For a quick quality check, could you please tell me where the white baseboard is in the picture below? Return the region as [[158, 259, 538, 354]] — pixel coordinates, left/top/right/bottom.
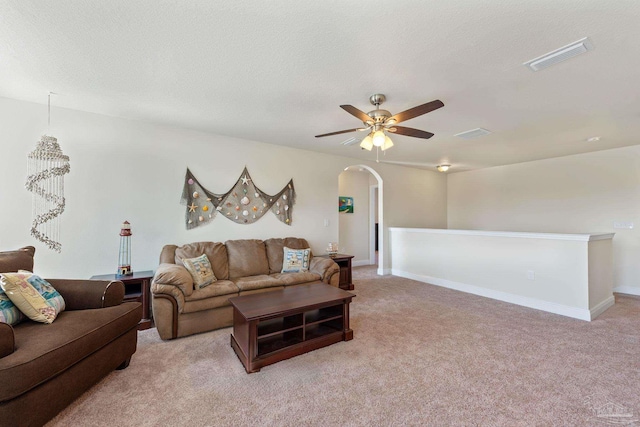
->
[[352, 260, 373, 267], [391, 269, 599, 321], [613, 286, 640, 296], [378, 267, 391, 276], [589, 296, 615, 320]]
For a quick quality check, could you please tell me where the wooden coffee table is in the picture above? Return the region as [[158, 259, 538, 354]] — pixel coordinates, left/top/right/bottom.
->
[[229, 283, 355, 373]]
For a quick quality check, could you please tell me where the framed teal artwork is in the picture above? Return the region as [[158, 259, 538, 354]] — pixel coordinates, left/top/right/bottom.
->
[[339, 196, 354, 213]]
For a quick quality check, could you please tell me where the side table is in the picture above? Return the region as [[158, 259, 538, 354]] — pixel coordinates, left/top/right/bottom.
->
[[317, 254, 354, 290], [90, 270, 154, 330]]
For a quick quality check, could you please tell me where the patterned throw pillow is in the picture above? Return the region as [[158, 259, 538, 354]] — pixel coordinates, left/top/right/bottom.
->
[[0, 272, 65, 324], [0, 286, 25, 325], [182, 254, 217, 289], [281, 247, 311, 273]]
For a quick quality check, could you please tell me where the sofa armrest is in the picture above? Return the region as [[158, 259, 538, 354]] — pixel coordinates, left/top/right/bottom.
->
[[310, 257, 340, 286], [46, 279, 125, 310], [151, 282, 186, 314], [0, 323, 14, 358], [153, 263, 193, 297]]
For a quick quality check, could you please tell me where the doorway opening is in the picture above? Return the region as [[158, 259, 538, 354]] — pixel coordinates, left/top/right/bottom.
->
[[338, 165, 383, 275]]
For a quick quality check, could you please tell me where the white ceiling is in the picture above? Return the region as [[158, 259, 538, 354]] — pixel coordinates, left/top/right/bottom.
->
[[2, 1, 640, 173]]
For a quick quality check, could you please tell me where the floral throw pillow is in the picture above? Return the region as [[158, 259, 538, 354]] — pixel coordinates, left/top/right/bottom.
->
[[0, 272, 65, 324], [281, 247, 311, 273], [182, 254, 217, 289]]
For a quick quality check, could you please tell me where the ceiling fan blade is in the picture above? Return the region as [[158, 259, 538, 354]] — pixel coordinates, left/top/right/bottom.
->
[[315, 128, 361, 138], [388, 126, 434, 139], [389, 100, 444, 124], [340, 105, 374, 123]]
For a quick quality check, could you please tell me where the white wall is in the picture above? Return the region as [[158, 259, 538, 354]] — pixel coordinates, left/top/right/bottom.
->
[[390, 228, 615, 320], [0, 96, 447, 278], [448, 145, 640, 294], [338, 170, 371, 263]]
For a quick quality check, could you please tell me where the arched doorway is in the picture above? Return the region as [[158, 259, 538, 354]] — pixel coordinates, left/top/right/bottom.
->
[[338, 165, 383, 275]]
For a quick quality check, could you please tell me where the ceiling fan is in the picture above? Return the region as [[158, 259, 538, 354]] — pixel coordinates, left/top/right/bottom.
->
[[315, 94, 444, 152]]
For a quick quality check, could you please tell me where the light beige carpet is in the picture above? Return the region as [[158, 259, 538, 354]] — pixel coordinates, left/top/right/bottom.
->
[[48, 266, 640, 426]]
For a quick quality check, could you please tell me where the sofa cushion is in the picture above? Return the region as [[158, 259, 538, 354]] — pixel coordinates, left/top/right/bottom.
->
[[270, 272, 322, 286], [264, 238, 311, 274], [226, 239, 269, 278], [234, 274, 283, 292], [0, 273, 65, 324], [175, 242, 229, 280], [181, 254, 216, 289], [184, 280, 239, 301], [0, 302, 141, 402], [0, 246, 35, 274]]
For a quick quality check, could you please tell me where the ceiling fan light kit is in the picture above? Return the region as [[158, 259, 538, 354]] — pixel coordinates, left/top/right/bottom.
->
[[317, 93, 444, 157], [360, 135, 374, 151], [437, 164, 451, 172]]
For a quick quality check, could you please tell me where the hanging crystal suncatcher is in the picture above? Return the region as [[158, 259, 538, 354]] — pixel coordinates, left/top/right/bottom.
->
[[25, 95, 71, 252]]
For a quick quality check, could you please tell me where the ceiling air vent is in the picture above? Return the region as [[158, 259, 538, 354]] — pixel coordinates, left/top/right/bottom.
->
[[524, 37, 594, 71], [454, 128, 491, 139], [341, 137, 359, 146]]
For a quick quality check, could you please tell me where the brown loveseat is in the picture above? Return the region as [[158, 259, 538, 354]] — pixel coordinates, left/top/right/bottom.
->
[[152, 238, 339, 340], [0, 247, 142, 427]]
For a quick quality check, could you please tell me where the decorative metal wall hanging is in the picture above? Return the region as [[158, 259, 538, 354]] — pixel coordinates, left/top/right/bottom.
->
[[25, 94, 71, 252], [182, 167, 295, 228]]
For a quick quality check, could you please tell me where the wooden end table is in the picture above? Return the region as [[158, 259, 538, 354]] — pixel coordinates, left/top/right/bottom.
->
[[229, 284, 355, 373], [90, 270, 154, 330]]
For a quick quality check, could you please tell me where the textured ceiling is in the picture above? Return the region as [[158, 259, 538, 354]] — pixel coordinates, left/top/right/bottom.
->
[[1, 0, 639, 172]]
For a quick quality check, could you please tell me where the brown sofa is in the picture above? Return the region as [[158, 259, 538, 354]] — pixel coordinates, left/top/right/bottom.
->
[[152, 238, 340, 340], [0, 247, 142, 427]]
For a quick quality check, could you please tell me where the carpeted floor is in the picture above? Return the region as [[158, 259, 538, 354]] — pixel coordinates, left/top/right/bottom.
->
[[48, 266, 640, 426]]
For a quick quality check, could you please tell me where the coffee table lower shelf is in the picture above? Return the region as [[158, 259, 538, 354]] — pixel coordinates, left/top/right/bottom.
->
[[229, 284, 354, 373]]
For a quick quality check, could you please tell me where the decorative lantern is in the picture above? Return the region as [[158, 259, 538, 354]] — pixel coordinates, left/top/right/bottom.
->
[[116, 221, 133, 277]]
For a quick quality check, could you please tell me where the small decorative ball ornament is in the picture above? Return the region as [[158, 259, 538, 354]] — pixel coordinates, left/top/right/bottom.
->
[[193, 191, 199, 199], [241, 196, 250, 205], [198, 216, 204, 221], [188, 179, 194, 185], [283, 195, 288, 200], [242, 210, 249, 216], [202, 205, 209, 212]]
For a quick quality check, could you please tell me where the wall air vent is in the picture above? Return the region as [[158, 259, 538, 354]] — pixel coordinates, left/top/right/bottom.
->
[[524, 37, 594, 71], [454, 128, 492, 139]]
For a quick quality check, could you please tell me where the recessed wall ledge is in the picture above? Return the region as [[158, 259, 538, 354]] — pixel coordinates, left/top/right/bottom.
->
[[387, 228, 615, 242]]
